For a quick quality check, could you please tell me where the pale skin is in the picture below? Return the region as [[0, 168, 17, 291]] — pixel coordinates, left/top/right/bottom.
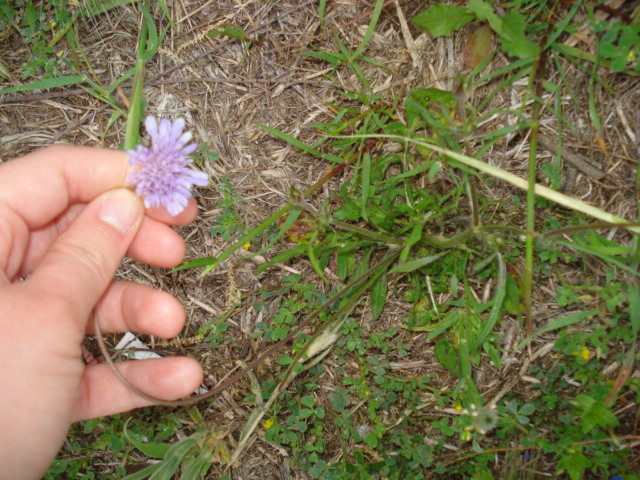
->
[[0, 146, 204, 480]]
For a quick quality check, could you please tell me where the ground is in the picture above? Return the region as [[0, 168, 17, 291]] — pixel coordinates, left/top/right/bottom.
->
[[1, 1, 639, 479]]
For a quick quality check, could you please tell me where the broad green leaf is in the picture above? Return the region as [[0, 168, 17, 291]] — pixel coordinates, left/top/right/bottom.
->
[[468, 0, 502, 34], [405, 87, 457, 131], [499, 11, 539, 59], [435, 339, 458, 376], [371, 272, 387, 319], [519, 403, 535, 416], [337, 250, 354, 281], [503, 273, 520, 315], [277, 354, 293, 366], [301, 395, 316, 408], [149, 437, 199, 480], [124, 431, 169, 459], [412, 5, 474, 38], [573, 394, 619, 433], [557, 452, 590, 480], [180, 448, 214, 480]]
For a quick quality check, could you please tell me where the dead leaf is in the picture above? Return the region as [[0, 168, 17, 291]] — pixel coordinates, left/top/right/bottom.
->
[[463, 24, 493, 69]]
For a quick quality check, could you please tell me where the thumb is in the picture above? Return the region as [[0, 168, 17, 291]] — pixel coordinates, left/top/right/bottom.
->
[[27, 188, 144, 322]]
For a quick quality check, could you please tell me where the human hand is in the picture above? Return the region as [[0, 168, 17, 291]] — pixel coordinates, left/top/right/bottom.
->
[[0, 146, 204, 480]]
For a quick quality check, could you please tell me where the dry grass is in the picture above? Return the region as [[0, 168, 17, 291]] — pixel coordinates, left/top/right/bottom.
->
[[1, 1, 639, 478]]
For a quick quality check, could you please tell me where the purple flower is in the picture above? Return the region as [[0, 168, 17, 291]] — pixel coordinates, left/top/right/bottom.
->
[[127, 116, 208, 216]]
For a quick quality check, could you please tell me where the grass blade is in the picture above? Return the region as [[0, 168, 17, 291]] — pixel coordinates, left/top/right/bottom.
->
[[472, 252, 507, 350], [515, 309, 598, 351], [0, 75, 85, 94], [340, 134, 640, 234]]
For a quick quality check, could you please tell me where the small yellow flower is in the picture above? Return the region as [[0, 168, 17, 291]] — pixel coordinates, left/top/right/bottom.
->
[[580, 347, 590, 361], [454, 401, 463, 413], [264, 419, 274, 429], [572, 347, 591, 361], [243, 241, 251, 250]]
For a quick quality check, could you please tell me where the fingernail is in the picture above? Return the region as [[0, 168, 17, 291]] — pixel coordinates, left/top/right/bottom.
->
[[99, 189, 141, 234]]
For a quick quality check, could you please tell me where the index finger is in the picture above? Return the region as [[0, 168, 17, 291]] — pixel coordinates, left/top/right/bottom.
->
[[0, 145, 130, 229]]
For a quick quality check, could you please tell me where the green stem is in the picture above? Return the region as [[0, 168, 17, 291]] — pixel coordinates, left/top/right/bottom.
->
[[124, 0, 151, 150], [524, 40, 548, 336], [422, 230, 474, 249], [330, 219, 401, 245]]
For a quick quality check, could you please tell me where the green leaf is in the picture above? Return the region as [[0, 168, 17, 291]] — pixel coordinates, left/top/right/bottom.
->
[[472, 253, 507, 350], [411, 5, 474, 38], [121, 463, 163, 480], [361, 153, 371, 222], [499, 11, 539, 59], [406, 87, 458, 130], [371, 272, 388, 320], [173, 256, 218, 271], [425, 310, 461, 339], [557, 452, 590, 480], [180, 451, 212, 480], [519, 403, 535, 416], [515, 309, 597, 351], [259, 124, 345, 164], [364, 432, 378, 448], [0, 75, 85, 94], [468, 0, 503, 34], [435, 339, 458, 376], [207, 25, 248, 41], [629, 285, 640, 340], [503, 273, 520, 314], [573, 394, 619, 433], [390, 252, 447, 274], [353, 0, 384, 58], [301, 50, 344, 66], [301, 395, 316, 408], [400, 221, 425, 263], [277, 354, 293, 366], [149, 437, 199, 480], [80, 0, 141, 17], [124, 419, 169, 459], [254, 245, 306, 276]]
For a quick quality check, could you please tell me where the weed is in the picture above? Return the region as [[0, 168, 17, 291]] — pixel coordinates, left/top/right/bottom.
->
[[29, 0, 640, 478], [210, 176, 245, 241], [0, 1, 71, 79]]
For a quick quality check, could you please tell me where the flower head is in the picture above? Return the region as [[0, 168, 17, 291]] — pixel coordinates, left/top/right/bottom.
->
[[127, 116, 208, 216]]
